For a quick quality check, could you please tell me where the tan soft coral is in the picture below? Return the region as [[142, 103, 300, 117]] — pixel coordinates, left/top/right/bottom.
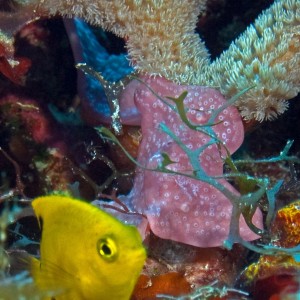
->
[[33, 0, 300, 121], [36, 0, 209, 83], [205, 0, 300, 121]]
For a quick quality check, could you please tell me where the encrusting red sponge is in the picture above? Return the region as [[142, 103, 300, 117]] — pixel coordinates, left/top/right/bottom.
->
[[121, 75, 262, 247]]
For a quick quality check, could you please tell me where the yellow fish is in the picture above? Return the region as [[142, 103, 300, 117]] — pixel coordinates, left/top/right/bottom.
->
[[31, 195, 146, 300]]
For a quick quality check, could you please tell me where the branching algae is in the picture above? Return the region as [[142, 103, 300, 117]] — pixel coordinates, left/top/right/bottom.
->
[[96, 80, 300, 256]]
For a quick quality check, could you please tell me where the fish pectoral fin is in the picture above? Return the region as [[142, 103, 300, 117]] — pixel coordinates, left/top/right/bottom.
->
[[31, 257, 72, 298]]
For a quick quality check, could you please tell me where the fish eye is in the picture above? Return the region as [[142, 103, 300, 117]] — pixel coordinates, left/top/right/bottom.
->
[[97, 237, 118, 262]]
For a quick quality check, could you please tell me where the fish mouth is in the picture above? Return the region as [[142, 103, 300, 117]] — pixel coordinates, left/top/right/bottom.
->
[[136, 248, 147, 260], [130, 247, 147, 265]]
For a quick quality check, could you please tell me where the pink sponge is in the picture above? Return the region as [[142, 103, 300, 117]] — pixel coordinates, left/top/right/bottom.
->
[[124, 75, 262, 248]]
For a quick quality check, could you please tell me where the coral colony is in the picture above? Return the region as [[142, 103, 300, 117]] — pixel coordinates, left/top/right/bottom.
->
[[34, 0, 300, 121], [30, 0, 300, 252]]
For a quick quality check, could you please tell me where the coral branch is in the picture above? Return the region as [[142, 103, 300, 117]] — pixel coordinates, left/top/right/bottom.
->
[[205, 0, 300, 121], [35, 0, 209, 83]]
